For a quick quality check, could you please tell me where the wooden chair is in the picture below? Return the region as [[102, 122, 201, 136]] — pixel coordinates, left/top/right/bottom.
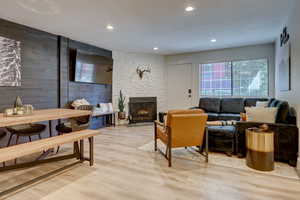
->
[[6, 123, 47, 164], [55, 105, 93, 153], [154, 109, 208, 167]]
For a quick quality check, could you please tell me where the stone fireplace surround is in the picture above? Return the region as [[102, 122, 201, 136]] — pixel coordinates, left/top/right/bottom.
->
[[128, 97, 157, 124]]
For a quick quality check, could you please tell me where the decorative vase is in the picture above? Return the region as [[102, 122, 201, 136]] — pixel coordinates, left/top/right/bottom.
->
[[118, 112, 126, 120]]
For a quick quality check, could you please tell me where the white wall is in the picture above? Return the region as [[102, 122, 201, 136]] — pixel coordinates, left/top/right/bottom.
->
[[112, 51, 167, 115], [275, 0, 300, 169], [165, 43, 276, 102]]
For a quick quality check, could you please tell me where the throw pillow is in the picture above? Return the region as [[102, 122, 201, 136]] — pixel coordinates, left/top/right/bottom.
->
[[108, 103, 114, 112], [100, 103, 109, 113], [256, 101, 269, 108], [245, 107, 278, 123]]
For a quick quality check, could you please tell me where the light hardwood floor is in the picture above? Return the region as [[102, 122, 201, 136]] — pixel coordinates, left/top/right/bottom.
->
[[0, 125, 300, 200]]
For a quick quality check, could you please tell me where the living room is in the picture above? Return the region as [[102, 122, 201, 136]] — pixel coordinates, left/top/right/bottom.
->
[[0, 0, 299, 199]]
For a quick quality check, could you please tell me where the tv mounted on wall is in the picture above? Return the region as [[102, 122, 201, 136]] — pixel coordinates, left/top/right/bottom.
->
[[70, 49, 113, 84]]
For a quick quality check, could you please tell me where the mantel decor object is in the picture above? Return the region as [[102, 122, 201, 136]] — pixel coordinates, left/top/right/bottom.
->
[[136, 66, 151, 79]]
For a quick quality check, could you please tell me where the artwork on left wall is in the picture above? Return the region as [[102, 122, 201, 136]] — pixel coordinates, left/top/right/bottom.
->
[[0, 36, 21, 86]]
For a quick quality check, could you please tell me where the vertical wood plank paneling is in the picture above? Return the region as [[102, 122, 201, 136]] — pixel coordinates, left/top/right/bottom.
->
[[0, 18, 59, 112], [66, 40, 113, 129], [0, 18, 113, 145]]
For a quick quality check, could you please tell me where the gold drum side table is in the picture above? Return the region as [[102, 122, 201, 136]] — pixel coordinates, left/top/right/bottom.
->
[[246, 128, 274, 171]]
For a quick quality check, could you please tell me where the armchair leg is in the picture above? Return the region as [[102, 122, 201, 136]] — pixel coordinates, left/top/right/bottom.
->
[[168, 146, 172, 167], [154, 123, 157, 151], [168, 127, 172, 167], [205, 127, 209, 163]]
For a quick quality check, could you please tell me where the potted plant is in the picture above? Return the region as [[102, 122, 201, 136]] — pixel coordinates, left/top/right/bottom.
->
[[118, 90, 126, 120]]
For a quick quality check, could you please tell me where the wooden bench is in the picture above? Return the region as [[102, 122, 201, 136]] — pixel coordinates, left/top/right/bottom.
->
[[93, 111, 116, 126], [0, 129, 100, 172]]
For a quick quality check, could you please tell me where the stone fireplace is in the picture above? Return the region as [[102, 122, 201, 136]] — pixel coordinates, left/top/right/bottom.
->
[[129, 97, 157, 124]]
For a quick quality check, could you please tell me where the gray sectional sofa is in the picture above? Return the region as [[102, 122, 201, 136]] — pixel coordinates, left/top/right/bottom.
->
[[194, 97, 269, 121], [192, 97, 299, 166]]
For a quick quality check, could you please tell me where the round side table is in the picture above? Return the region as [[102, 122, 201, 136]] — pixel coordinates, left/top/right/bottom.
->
[[246, 128, 274, 171]]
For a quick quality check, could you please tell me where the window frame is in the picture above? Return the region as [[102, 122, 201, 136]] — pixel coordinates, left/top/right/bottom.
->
[[199, 58, 270, 98]]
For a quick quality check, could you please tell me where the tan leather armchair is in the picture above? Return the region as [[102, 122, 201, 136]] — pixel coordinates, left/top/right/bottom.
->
[[154, 109, 208, 167]]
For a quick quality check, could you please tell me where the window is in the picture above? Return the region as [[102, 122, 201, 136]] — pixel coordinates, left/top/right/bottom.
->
[[201, 62, 232, 96], [200, 59, 268, 97]]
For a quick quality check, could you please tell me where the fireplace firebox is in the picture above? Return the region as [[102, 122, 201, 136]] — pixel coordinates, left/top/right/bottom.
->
[[129, 97, 157, 124]]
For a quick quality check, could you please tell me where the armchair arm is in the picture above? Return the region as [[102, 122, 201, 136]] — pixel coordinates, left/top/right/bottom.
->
[[154, 120, 164, 127], [154, 121, 170, 136], [154, 120, 165, 127]]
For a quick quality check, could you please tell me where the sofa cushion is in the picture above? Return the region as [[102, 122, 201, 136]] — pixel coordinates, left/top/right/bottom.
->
[[207, 113, 220, 121], [199, 98, 221, 113], [221, 98, 245, 114], [245, 98, 269, 107], [245, 107, 278, 123], [268, 100, 289, 123], [218, 113, 241, 121], [267, 98, 276, 107], [256, 101, 269, 107]]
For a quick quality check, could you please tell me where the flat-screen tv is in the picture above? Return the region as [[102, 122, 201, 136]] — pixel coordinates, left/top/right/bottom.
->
[[70, 49, 113, 84]]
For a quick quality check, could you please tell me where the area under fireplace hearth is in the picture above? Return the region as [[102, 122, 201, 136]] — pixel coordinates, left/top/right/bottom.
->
[[128, 97, 157, 124]]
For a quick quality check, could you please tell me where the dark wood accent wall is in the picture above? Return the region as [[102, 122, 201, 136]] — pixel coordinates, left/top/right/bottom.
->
[[0, 18, 59, 112], [0, 18, 112, 145], [61, 40, 113, 129]]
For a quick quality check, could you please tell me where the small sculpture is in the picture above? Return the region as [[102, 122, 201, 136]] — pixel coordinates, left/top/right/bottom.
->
[[14, 96, 23, 108]]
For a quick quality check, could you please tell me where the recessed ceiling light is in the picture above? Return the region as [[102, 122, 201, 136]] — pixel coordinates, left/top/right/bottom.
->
[[153, 47, 159, 50], [106, 25, 114, 30], [185, 6, 195, 12], [211, 38, 217, 43]]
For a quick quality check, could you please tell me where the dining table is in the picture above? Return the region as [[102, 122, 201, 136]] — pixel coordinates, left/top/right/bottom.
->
[[0, 108, 91, 132], [0, 108, 92, 159]]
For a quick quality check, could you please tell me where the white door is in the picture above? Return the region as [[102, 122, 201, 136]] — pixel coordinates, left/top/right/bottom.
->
[[167, 64, 193, 110]]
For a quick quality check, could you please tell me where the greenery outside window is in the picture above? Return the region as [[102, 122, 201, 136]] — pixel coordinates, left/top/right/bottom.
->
[[200, 59, 269, 97]]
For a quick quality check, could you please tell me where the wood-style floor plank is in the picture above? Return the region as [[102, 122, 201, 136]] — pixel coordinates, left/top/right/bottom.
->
[[0, 125, 299, 200]]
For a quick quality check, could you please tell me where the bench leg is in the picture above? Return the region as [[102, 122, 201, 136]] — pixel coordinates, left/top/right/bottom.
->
[[80, 140, 84, 162], [15, 135, 20, 164], [88, 137, 94, 166], [73, 141, 80, 159]]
